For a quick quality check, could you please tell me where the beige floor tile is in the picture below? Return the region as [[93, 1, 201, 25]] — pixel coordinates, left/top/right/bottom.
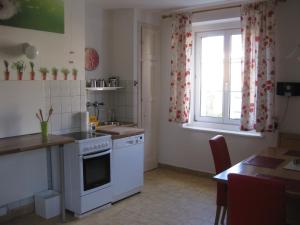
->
[[3, 168, 218, 225]]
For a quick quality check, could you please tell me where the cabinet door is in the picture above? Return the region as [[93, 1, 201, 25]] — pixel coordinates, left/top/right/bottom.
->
[[112, 144, 144, 199]]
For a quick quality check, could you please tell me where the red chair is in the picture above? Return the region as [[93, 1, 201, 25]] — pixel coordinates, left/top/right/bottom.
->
[[228, 173, 286, 225], [209, 135, 232, 225]]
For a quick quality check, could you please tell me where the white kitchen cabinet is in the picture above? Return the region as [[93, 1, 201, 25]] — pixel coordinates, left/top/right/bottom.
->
[[112, 134, 144, 202]]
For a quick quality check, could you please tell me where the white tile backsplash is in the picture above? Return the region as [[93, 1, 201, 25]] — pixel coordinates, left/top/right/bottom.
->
[[61, 113, 73, 130], [80, 80, 86, 96], [71, 81, 81, 96], [71, 96, 81, 113], [51, 97, 62, 114], [71, 113, 81, 129], [60, 81, 71, 97], [81, 95, 87, 112], [85, 79, 136, 123], [61, 96, 72, 113], [41, 80, 84, 134], [50, 81, 61, 97], [51, 114, 61, 133]]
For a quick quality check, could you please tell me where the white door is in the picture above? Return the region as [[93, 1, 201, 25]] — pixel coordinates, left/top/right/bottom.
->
[[141, 24, 160, 171]]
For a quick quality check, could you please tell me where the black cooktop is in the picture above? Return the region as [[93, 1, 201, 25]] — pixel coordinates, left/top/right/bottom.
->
[[64, 132, 108, 141]]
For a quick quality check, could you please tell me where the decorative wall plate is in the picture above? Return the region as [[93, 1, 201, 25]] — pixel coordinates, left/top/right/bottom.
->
[[85, 48, 99, 71]]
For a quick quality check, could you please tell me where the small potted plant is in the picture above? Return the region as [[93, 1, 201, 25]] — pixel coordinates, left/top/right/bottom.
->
[[29, 62, 35, 80], [72, 68, 78, 80], [3, 60, 10, 80], [11, 60, 26, 80], [39, 67, 49, 80], [51, 67, 58, 80], [61, 68, 70, 80]]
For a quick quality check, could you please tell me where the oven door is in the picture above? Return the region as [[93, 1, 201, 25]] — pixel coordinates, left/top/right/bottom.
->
[[80, 149, 111, 195]]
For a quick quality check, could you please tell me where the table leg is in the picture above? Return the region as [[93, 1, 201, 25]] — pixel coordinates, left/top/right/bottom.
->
[[59, 144, 66, 222], [46, 147, 53, 190]]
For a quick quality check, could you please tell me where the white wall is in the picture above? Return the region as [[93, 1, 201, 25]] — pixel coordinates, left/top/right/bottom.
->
[[85, 4, 112, 80], [157, 2, 300, 173], [0, 0, 85, 210], [276, 0, 300, 134]]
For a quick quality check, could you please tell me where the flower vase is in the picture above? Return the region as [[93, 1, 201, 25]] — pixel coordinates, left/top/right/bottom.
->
[[52, 74, 58, 80], [64, 74, 68, 80], [18, 72, 23, 80], [30, 72, 35, 80], [4, 71, 10, 80]]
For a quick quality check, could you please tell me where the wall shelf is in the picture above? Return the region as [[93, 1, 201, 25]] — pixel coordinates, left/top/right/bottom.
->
[[86, 87, 124, 91]]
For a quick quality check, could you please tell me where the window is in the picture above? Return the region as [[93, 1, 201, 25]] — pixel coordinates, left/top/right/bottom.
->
[[193, 26, 243, 125]]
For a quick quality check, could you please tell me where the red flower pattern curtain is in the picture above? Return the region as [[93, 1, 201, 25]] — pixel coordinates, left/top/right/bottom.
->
[[168, 14, 193, 123], [240, 1, 276, 132]]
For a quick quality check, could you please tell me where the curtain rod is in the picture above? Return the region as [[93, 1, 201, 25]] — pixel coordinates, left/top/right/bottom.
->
[[161, 5, 241, 19], [161, 0, 287, 19]]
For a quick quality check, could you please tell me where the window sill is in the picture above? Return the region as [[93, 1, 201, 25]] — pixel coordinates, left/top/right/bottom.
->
[[182, 122, 263, 138]]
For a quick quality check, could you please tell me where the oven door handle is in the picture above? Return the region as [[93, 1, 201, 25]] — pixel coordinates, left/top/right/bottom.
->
[[82, 150, 111, 160]]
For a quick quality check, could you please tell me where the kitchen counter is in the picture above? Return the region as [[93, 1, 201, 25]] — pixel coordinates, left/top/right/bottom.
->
[[0, 133, 75, 221], [0, 133, 75, 156], [96, 126, 144, 140]]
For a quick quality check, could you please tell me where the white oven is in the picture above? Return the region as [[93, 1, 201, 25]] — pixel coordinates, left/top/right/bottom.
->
[[63, 132, 112, 216]]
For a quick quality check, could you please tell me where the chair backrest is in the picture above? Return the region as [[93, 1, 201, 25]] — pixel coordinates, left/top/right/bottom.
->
[[209, 135, 231, 174], [228, 173, 286, 225]]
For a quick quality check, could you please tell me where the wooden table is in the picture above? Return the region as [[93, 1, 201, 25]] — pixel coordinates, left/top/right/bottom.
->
[[0, 134, 75, 221], [214, 147, 300, 196]]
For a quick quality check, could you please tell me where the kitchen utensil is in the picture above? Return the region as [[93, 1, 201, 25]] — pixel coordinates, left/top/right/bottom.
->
[[90, 79, 97, 88], [97, 79, 106, 87], [108, 76, 119, 87]]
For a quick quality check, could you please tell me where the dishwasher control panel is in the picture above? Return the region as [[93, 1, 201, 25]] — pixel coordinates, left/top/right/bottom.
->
[[113, 134, 144, 148]]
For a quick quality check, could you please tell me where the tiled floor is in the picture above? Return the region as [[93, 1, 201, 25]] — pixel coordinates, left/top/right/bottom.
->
[[4, 168, 217, 225]]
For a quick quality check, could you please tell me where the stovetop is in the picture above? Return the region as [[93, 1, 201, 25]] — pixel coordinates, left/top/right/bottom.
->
[[64, 132, 109, 141]]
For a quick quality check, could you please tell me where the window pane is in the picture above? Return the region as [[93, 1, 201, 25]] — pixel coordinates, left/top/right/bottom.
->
[[201, 91, 223, 117], [230, 34, 242, 120], [230, 92, 242, 119], [200, 35, 224, 118], [231, 34, 242, 59]]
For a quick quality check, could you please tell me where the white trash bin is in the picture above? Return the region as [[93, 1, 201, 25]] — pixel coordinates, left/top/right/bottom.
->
[[34, 190, 60, 219]]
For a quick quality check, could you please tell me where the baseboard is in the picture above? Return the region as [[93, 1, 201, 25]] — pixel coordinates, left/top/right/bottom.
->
[[0, 202, 34, 223], [158, 163, 214, 178]]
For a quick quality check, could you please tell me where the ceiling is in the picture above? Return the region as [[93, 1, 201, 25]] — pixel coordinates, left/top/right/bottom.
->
[[87, 0, 244, 11]]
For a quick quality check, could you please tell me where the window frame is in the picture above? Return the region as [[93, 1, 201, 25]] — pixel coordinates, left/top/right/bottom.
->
[[192, 21, 242, 126]]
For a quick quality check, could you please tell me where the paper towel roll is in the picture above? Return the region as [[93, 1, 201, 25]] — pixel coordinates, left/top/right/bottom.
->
[[81, 111, 89, 132]]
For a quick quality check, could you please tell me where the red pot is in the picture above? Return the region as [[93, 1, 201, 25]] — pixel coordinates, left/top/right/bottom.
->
[[4, 71, 10, 80], [64, 74, 68, 80], [30, 72, 35, 80], [73, 74, 77, 80], [41, 73, 47, 80], [52, 74, 58, 80], [18, 72, 23, 80]]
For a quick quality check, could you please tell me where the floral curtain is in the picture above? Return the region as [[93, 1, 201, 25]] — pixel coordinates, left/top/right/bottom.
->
[[240, 1, 276, 132], [168, 13, 193, 123]]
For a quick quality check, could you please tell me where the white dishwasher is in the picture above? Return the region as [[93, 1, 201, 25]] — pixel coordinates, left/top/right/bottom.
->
[[112, 134, 144, 203]]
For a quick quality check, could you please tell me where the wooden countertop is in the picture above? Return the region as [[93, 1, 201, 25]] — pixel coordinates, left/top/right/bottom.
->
[[96, 126, 144, 140], [0, 134, 75, 156]]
